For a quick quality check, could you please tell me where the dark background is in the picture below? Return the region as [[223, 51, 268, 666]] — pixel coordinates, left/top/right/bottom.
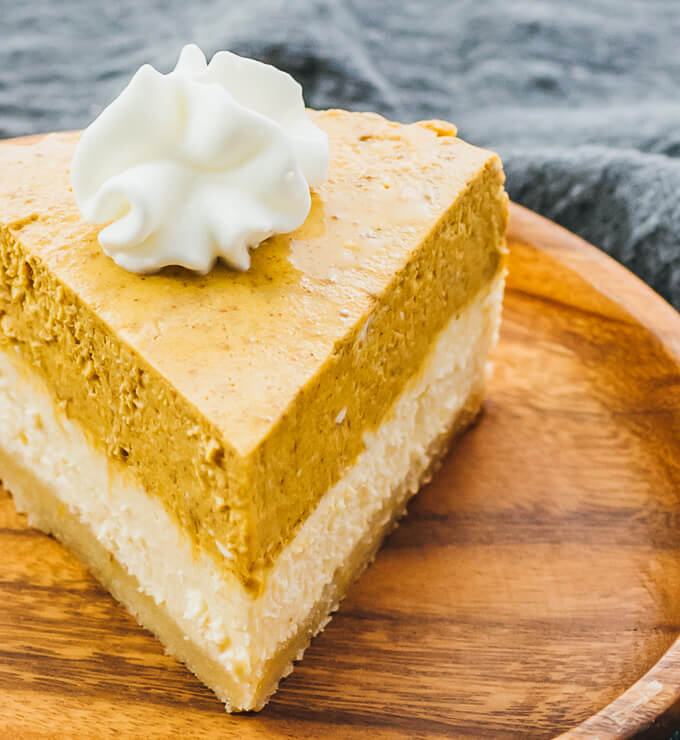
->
[[2, 2, 680, 736], [2, 0, 679, 307]]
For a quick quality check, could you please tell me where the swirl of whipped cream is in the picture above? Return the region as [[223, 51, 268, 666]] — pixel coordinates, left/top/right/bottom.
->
[[70, 44, 329, 273]]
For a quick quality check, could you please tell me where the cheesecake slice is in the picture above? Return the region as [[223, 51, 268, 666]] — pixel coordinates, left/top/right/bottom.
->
[[0, 109, 507, 711]]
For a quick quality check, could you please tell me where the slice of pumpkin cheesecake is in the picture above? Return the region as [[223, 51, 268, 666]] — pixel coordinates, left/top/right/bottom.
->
[[0, 77, 506, 709]]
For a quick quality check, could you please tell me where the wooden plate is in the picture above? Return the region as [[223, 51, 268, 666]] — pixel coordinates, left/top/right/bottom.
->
[[2, 197, 680, 738]]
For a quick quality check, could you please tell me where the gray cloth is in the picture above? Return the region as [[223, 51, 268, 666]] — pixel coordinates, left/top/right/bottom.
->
[[2, 0, 679, 306]]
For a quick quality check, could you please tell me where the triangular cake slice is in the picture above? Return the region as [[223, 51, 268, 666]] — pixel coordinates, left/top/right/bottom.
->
[[0, 110, 507, 710]]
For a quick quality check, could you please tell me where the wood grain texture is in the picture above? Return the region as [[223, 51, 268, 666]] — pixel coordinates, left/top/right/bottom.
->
[[2, 177, 680, 737]]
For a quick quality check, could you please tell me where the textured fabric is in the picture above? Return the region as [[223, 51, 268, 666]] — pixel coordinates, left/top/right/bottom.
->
[[2, 0, 679, 305]]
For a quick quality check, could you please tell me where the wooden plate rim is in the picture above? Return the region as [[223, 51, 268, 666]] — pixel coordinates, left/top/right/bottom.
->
[[4, 134, 680, 736], [509, 203, 680, 738]]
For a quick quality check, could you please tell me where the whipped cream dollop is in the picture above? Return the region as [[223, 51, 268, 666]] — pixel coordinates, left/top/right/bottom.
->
[[70, 44, 329, 273]]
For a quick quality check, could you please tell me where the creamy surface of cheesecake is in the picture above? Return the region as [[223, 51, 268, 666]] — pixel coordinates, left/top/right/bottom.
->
[[0, 110, 505, 588], [0, 109, 507, 710]]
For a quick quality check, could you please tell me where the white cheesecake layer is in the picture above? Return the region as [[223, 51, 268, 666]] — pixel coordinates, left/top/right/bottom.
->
[[3, 272, 504, 710]]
